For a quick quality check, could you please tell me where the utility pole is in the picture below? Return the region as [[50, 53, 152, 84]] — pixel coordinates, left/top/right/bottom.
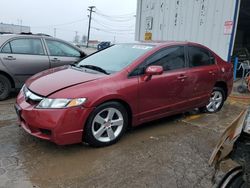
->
[[54, 28, 57, 37], [74, 31, 79, 44], [20, 20, 22, 33], [86, 6, 95, 48], [18, 19, 23, 33]]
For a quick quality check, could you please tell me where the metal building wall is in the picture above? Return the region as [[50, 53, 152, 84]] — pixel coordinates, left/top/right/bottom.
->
[[0, 23, 30, 34], [135, 0, 240, 61]]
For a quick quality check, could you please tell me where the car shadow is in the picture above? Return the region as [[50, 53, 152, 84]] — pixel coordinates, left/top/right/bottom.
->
[[128, 109, 200, 133], [17, 109, 201, 153]]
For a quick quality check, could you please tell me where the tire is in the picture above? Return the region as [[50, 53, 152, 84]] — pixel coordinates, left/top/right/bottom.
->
[[217, 167, 246, 188], [84, 101, 128, 147], [237, 85, 247, 93], [200, 87, 225, 113], [0, 75, 11, 101]]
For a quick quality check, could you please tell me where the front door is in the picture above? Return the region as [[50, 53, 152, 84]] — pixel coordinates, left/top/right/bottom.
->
[[137, 46, 191, 122], [44, 39, 81, 67]]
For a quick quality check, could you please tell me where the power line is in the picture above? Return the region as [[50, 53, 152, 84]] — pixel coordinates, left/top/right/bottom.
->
[[91, 27, 135, 35], [92, 18, 135, 31], [92, 18, 135, 28], [94, 12, 136, 22], [95, 8, 135, 18], [32, 18, 88, 28]]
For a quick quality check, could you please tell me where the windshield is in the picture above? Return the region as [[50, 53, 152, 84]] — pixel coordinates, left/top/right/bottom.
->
[[77, 44, 154, 73]]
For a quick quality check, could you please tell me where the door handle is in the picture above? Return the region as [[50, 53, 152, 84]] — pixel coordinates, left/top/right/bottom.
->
[[3, 56, 16, 60], [51, 58, 61, 62], [177, 75, 188, 80], [209, 71, 215, 75]]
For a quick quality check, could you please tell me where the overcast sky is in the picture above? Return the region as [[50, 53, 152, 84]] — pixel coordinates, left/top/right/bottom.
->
[[1, 0, 137, 43]]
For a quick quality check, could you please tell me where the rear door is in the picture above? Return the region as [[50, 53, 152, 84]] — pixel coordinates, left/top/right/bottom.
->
[[0, 37, 50, 83], [187, 46, 219, 105], [44, 39, 81, 67]]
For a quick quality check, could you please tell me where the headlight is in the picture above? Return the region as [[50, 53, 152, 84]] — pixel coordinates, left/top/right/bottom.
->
[[23, 85, 43, 101], [243, 110, 250, 134], [21, 84, 25, 92], [36, 98, 87, 109]]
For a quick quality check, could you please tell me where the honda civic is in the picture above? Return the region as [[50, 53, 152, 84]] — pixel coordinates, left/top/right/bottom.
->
[[15, 42, 233, 147]]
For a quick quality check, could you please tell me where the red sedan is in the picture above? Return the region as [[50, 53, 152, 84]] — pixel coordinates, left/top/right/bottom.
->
[[15, 42, 233, 147]]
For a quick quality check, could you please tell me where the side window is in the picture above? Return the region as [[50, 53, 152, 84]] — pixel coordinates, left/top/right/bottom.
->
[[10, 38, 45, 55], [188, 46, 214, 67], [46, 40, 80, 57], [1, 43, 12, 53], [144, 46, 186, 71]]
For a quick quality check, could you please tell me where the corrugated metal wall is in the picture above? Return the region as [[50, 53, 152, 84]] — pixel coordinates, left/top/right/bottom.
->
[[135, 0, 240, 61]]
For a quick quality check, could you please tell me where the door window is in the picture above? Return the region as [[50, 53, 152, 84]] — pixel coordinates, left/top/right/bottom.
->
[[1, 43, 11, 53], [145, 46, 186, 71], [45, 40, 80, 57], [9, 38, 45, 55], [188, 46, 214, 67]]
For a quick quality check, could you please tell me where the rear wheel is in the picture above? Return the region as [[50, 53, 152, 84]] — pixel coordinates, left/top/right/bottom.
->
[[200, 87, 225, 113], [237, 85, 247, 93], [84, 102, 128, 147], [0, 75, 11, 101]]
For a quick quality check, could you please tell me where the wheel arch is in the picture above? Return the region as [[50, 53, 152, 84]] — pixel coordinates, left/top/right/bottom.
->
[[91, 98, 133, 129], [214, 81, 228, 99], [0, 70, 15, 88]]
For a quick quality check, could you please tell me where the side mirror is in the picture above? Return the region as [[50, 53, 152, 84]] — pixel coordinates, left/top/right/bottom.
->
[[145, 66, 164, 76], [80, 51, 87, 58]]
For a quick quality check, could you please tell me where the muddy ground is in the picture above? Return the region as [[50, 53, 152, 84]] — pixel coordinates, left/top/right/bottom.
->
[[0, 93, 248, 188]]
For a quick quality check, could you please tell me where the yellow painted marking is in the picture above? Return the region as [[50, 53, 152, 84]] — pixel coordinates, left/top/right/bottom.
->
[[184, 114, 201, 121]]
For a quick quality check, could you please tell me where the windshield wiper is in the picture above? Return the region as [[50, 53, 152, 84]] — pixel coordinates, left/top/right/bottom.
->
[[70, 63, 77, 67], [78, 65, 110, 75]]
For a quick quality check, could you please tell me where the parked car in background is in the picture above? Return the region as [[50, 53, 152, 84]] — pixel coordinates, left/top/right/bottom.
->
[[15, 42, 233, 147], [0, 33, 86, 100], [97, 41, 111, 51]]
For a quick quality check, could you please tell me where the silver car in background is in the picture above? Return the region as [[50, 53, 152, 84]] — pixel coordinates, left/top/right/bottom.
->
[[0, 33, 86, 100]]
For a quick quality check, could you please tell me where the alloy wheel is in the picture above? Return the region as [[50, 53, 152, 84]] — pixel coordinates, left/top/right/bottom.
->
[[206, 91, 223, 113], [91, 107, 124, 143]]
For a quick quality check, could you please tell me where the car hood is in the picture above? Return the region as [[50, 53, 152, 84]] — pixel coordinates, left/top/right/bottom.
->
[[26, 66, 106, 96]]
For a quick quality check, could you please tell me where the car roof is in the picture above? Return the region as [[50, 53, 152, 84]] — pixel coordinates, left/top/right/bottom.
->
[[134, 41, 206, 47], [0, 34, 48, 45], [0, 34, 81, 50], [125, 41, 212, 52]]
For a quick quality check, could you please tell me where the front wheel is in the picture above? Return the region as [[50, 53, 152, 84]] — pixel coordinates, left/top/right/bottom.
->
[[200, 87, 225, 113], [84, 102, 128, 147]]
